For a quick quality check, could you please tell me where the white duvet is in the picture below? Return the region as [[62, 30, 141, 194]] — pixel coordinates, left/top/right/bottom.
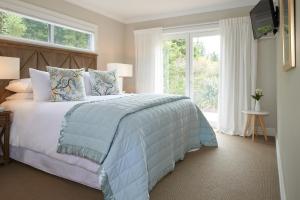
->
[[2, 95, 126, 173]]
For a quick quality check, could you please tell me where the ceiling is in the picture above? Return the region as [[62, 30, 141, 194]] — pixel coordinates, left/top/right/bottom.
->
[[65, 0, 259, 24]]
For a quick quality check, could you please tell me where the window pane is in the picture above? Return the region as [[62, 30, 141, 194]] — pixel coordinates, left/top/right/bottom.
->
[[0, 10, 49, 42], [54, 26, 91, 50], [163, 39, 187, 95], [192, 35, 220, 127]]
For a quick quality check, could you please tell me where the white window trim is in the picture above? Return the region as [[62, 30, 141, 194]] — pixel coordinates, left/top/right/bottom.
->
[[163, 22, 220, 98], [0, 0, 98, 53]]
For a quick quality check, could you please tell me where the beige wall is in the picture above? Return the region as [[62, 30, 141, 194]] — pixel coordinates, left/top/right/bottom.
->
[[20, 0, 125, 69], [276, 1, 300, 199], [257, 38, 277, 133], [124, 6, 277, 132]]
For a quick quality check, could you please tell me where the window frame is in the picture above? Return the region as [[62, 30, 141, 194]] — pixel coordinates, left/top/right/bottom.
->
[[0, 0, 97, 53]]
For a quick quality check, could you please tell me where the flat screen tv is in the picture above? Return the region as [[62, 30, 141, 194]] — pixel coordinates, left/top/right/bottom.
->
[[250, 0, 278, 39]]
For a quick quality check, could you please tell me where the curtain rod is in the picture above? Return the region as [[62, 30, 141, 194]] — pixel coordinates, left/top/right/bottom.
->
[[163, 21, 219, 31]]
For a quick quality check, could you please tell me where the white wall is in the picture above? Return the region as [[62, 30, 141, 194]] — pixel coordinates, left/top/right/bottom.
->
[[276, 1, 300, 199], [124, 6, 278, 133], [20, 0, 125, 69]]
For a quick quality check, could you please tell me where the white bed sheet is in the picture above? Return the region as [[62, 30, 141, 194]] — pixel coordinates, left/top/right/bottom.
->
[[1, 95, 126, 187]]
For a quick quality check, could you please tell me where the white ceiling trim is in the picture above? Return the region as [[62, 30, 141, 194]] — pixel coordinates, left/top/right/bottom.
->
[[65, 0, 257, 24]]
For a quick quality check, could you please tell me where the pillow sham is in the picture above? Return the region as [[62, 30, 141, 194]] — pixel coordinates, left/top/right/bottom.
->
[[5, 78, 32, 93], [89, 69, 119, 96], [6, 93, 33, 100], [29, 68, 51, 101], [47, 66, 86, 101]]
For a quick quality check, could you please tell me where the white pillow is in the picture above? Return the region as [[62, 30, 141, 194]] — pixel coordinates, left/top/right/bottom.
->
[[29, 68, 51, 101], [5, 78, 32, 93], [6, 93, 33, 100], [84, 72, 92, 96]]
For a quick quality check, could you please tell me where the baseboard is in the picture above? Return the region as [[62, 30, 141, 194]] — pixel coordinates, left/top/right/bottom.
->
[[276, 137, 287, 200]]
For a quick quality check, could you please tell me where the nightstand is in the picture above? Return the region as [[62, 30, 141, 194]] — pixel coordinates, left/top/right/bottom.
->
[[0, 111, 11, 165], [242, 110, 269, 142]]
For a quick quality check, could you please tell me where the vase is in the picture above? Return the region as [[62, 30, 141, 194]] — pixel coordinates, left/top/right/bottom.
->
[[255, 100, 261, 112]]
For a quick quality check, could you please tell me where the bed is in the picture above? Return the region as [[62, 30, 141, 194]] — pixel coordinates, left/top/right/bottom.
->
[[0, 39, 218, 200], [2, 94, 217, 199]]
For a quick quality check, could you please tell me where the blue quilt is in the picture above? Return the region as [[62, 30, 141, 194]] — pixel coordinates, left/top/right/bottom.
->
[[57, 94, 217, 200]]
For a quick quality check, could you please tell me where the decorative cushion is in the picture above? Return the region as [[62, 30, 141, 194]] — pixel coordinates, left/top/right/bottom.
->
[[89, 69, 119, 96], [29, 68, 51, 101], [47, 66, 86, 101]]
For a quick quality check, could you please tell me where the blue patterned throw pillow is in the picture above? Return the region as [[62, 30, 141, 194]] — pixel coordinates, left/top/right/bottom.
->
[[47, 66, 86, 101], [89, 69, 119, 96]]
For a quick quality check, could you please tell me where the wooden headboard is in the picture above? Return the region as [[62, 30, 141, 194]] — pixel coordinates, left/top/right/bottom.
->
[[0, 39, 98, 103]]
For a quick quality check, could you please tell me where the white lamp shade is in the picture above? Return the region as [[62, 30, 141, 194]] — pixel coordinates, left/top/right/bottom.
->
[[107, 63, 133, 77], [0, 56, 20, 79]]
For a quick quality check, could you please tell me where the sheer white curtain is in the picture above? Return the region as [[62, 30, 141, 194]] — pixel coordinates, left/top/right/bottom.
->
[[218, 16, 257, 136], [134, 27, 163, 93]]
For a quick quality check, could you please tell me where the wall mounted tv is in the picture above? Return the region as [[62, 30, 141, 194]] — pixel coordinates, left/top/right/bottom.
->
[[250, 0, 279, 39]]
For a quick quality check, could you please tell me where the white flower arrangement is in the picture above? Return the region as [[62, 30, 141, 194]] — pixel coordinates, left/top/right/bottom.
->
[[252, 88, 263, 101]]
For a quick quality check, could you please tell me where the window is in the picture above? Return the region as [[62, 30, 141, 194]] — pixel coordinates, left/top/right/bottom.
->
[[0, 9, 94, 51], [53, 26, 92, 50], [163, 37, 187, 96], [163, 32, 220, 127]]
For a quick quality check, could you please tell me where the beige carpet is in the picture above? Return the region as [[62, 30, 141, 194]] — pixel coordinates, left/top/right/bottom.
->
[[0, 133, 280, 200]]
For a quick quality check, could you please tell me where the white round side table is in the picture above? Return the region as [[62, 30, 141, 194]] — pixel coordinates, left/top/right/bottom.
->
[[242, 110, 269, 142]]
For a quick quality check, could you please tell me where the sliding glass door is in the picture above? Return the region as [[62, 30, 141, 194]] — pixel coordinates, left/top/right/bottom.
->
[[163, 32, 220, 127]]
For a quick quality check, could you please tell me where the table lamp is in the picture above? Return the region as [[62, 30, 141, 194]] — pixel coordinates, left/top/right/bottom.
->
[[107, 63, 133, 93], [0, 56, 20, 111]]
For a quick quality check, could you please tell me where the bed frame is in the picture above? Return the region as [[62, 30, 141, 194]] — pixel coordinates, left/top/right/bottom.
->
[[0, 39, 98, 103]]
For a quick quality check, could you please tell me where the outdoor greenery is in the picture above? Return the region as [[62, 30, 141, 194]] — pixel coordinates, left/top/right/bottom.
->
[[0, 10, 91, 49], [54, 26, 90, 49], [163, 38, 219, 112], [163, 39, 186, 96]]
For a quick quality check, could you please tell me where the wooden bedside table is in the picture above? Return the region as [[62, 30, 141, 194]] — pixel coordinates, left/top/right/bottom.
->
[[0, 111, 11, 165], [242, 110, 269, 142]]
